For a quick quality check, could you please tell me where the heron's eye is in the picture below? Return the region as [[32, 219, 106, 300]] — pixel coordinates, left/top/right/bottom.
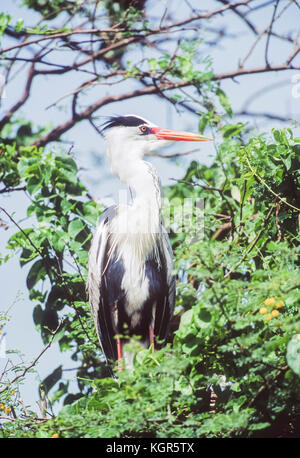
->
[[139, 125, 150, 135]]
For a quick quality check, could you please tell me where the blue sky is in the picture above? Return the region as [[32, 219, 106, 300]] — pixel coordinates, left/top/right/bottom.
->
[[0, 0, 299, 413]]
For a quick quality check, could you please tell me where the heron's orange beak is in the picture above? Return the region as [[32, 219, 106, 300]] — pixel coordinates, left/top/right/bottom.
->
[[151, 127, 213, 142]]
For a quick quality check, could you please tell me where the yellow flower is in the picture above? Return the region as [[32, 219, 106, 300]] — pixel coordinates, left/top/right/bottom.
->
[[271, 310, 280, 318], [5, 407, 11, 415], [51, 433, 59, 438], [264, 298, 275, 306], [276, 301, 284, 309], [259, 307, 267, 315], [146, 407, 152, 412], [264, 314, 272, 322], [11, 390, 15, 395], [0, 403, 5, 410]]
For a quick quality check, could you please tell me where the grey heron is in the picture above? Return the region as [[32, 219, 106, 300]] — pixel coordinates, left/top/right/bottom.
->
[[87, 114, 212, 371]]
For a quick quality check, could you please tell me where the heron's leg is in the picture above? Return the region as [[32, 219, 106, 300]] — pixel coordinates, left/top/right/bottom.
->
[[149, 325, 155, 353], [117, 338, 123, 371]]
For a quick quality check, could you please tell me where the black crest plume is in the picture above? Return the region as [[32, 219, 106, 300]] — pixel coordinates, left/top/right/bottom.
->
[[101, 115, 147, 132]]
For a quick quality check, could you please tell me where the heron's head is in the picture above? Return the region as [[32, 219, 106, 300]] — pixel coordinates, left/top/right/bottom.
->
[[102, 114, 213, 162]]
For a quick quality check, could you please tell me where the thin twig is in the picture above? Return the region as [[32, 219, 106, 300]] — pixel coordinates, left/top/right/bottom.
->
[[0, 320, 64, 395], [265, 0, 280, 67], [0, 206, 42, 256], [0, 186, 26, 194]]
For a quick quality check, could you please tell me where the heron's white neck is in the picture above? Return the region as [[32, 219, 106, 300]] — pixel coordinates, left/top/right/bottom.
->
[[106, 140, 162, 263], [107, 137, 161, 213], [119, 158, 162, 236]]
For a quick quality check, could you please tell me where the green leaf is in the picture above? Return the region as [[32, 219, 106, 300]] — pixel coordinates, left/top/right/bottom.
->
[[177, 309, 194, 336], [55, 154, 77, 174], [222, 123, 244, 138], [15, 18, 24, 32], [231, 185, 241, 202], [61, 199, 74, 215], [50, 231, 67, 252], [0, 13, 11, 36], [272, 129, 281, 143], [68, 219, 84, 239], [286, 336, 300, 376], [33, 304, 43, 328], [26, 259, 47, 290], [281, 155, 291, 170], [20, 248, 38, 266], [26, 175, 42, 195], [216, 88, 233, 117], [198, 115, 208, 135], [148, 58, 158, 71], [194, 307, 211, 329]]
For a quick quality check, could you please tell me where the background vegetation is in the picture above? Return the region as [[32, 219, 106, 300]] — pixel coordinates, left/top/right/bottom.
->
[[0, 0, 299, 438]]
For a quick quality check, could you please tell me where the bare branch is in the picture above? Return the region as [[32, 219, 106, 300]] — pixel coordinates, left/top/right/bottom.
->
[[0, 63, 35, 131]]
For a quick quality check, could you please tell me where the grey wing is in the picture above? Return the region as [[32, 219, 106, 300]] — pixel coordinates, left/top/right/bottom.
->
[[162, 225, 176, 316], [87, 206, 118, 362], [155, 226, 176, 343]]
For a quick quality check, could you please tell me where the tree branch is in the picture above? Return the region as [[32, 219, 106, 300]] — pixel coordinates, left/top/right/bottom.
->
[[0, 63, 35, 131], [32, 63, 299, 148]]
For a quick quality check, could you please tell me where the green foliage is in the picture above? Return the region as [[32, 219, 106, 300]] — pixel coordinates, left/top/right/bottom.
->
[[141, 40, 218, 112], [0, 346, 253, 438], [0, 13, 11, 37], [1, 140, 106, 402]]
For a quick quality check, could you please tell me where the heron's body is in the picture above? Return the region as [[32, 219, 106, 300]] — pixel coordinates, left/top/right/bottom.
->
[[88, 191, 175, 364], [87, 114, 212, 370]]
